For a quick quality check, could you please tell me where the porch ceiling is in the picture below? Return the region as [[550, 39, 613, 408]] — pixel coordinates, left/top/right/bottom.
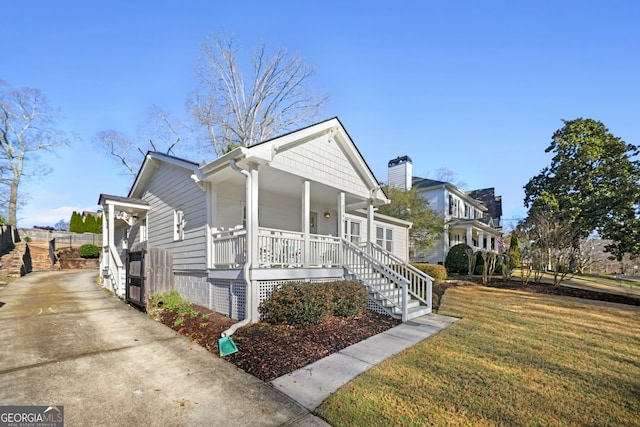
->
[[210, 167, 366, 207]]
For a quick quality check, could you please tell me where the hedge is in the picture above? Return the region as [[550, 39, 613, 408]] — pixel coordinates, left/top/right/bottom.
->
[[411, 263, 447, 281]]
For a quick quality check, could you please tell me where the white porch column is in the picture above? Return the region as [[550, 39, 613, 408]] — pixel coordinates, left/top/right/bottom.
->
[[249, 165, 260, 322], [337, 192, 345, 239], [302, 180, 310, 267], [108, 204, 115, 252], [249, 166, 260, 266], [367, 200, 376, 246], [466, 226, 473, 248], [478, 231, 485, 251], [443, 224, 450, 253]]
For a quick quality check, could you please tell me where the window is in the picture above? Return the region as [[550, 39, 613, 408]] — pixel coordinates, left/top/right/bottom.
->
[[174, 209, 184, 241], [345, 220, 361, 244], [449, 195, 459, 217], [376, 226, 393, 251], [140, 217, 147, 242]]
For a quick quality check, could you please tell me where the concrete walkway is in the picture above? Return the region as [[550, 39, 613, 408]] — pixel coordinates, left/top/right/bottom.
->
[[271, 313, 458, 410], [0, 271, 326, 426]]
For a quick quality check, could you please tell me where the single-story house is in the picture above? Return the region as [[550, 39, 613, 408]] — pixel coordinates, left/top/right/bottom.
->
[[99, 118, 432, 326]]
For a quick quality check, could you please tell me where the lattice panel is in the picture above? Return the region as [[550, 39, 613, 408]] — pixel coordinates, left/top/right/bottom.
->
[[367, 299, 392, 317], [211, 281, 231, 317], [231, 280, 246, 320]]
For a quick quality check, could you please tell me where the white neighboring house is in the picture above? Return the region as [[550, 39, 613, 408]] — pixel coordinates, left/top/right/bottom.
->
[[99, 118, 433, 324], [388, 156, 503, 265]]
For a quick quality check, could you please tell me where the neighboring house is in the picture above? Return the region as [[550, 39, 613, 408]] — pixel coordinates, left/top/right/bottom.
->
[[99, 118, 432, 324], [388, 156, 503, 265]]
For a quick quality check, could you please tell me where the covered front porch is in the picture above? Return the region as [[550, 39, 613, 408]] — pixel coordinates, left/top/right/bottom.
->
[[445, 219, 502, 254], [209, 224, 433, 322]]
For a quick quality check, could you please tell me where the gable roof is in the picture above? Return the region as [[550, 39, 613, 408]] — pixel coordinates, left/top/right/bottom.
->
[[199, 117, 389, 205], [123, 118, 389, 207], [412, 177, 487, 211], [128, 151, 201, 199]]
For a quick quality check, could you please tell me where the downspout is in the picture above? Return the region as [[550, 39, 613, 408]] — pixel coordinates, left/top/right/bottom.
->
[[221, 159, 253, 338]]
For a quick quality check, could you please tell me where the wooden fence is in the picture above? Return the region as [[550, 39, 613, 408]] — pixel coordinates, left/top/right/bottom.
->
[[131, 242, 174, 298]]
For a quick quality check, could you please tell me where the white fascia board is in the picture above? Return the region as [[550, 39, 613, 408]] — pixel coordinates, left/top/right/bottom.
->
[[447, 184, 488, 211], [129, 152, 199, 198], [104, 200, 150, 212], [350, 209, 412, 228]]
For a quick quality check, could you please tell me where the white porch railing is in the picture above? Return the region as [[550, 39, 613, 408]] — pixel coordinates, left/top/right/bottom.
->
[[211, 227, 343, 268], [362, 242, 432, 309], [211, 228, 247, 268], [102, 245, 124, 296]]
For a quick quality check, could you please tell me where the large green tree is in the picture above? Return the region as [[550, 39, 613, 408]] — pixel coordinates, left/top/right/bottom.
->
[[524, 118, 640, 260], [377, 186, 444, 255]]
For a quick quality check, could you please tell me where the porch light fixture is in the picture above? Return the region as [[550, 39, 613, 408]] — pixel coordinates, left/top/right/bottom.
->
[[324, 211, 331, 219]]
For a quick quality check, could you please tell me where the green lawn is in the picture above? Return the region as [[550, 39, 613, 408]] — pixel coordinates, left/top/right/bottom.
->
[[316, 285, 640, 426]]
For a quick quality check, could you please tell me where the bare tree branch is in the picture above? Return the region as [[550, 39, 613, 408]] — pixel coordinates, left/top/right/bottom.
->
[[0, 82, 74, 224], [188, 34, 328, 157]]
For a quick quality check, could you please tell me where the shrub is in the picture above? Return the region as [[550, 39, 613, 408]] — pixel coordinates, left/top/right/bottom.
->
[[324, 280, 368, 317], [150, 291, 197, 317], [259, 280, 368, 328], [411, 263, 447, 281], [259, 282, 334, 328], [79, 244, 100, 258], [445, 243, 472, 274]]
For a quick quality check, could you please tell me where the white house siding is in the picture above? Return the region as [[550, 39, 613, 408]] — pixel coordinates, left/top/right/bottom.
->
[[270, 135, 371, 199], [258, 190, 302, 231], [390, 224, 409, 260], [142, 163, 208, 272], [345, 213, 411, 262], [415, 240, 447, 265], [215, 182, 247, 229], [423, 189, 445, 217]]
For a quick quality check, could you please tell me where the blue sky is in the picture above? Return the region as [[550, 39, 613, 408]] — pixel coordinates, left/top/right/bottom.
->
[[2, 1, 639, 229]]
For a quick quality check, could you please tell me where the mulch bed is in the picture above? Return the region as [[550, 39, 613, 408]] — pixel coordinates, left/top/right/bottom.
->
[[159, 307, 400, 382]]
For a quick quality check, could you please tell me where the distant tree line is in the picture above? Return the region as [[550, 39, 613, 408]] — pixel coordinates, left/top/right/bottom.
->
[[69, 211, 102, 234]]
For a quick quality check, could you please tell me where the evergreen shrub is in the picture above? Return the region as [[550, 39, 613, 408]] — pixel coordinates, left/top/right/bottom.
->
[[323, 280, 368, 317], [259, 280, 368, 328], [79, 244, 100, 258], [445, 243, 472, 274], [411, 263, 447, 281]]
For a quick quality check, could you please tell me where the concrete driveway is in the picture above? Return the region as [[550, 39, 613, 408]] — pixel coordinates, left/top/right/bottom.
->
[[0, 270, 327, 426]]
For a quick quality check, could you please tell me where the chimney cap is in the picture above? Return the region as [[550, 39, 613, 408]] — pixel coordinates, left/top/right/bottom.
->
[[388, 155, 412, 167]]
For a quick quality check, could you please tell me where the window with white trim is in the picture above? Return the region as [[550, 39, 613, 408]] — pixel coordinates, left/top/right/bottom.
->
[[344, 220, 361, 244], [174, 209, 184, 241], [376, 226, 393, 251]]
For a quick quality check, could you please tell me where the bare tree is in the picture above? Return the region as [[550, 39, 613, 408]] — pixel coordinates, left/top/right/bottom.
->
[[187, 34, 328, 157], [434, 167, 467, 189], [94, 105, 192, 177], [0, 80, 74, 224], [517, 210, 586, 285]]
